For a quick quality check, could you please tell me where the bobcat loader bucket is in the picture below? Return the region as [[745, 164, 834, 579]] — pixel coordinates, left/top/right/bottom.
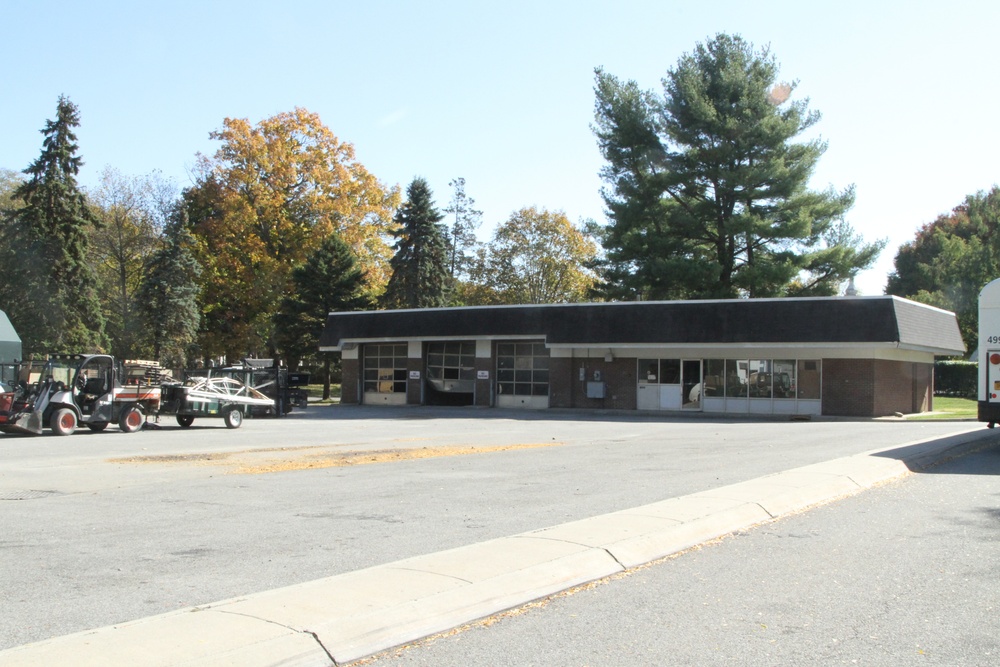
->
[[0, 379, 53, 435]]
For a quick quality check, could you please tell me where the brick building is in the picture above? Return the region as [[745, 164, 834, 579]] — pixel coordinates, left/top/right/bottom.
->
[[318, 296, 965, 418]]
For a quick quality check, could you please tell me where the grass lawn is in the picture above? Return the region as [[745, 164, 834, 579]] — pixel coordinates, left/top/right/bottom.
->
[[908, 396, 977, 420], [302, 384, 341, 403]]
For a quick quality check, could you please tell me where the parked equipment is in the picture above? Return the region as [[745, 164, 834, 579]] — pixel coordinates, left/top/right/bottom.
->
[[0, 355, 275, 436], [187, 359, 309, 417], [159, 376, 274, 428], [0, 354, 160, 436]]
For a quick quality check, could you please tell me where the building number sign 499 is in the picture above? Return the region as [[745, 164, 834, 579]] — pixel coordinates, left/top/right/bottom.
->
[[987, 335, 1000, 345]]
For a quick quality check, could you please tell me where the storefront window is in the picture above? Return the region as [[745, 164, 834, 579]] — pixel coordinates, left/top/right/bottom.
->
[[638, 359, 659, 383], [704, 359, 725, 397], [749, 359, 772, 398], [725, 359, 748, 398], [773, 359, 796, 398], [660, 359, 681, 384]]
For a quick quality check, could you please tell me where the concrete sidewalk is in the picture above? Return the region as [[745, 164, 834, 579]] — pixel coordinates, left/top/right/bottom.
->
[[2, 428, 994, 667]]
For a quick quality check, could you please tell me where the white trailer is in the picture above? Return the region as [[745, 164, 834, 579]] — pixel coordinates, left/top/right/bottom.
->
[[978, 278, 1000, 427]]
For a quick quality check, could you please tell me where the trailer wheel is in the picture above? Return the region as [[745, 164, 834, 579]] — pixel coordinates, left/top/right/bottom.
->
[[86, 422, 109, 432], [51, 408, 77, 436], [176, 415, 194, 428], [119, 407, 144, 433], [223, 407, 243, 429], [989, 422, 996, 429]]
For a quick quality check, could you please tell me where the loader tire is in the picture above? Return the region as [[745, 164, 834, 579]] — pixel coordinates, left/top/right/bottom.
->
[[51, 408, 77, 436], [119, 407, 144, 433], [176, 415, 194, 428]]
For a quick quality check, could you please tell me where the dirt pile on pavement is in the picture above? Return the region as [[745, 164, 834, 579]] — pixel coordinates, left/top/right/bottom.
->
[[109, 442, 563, 475]]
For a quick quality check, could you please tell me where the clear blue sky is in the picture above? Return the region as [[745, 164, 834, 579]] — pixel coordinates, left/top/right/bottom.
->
[[4, 0, 998, 296]]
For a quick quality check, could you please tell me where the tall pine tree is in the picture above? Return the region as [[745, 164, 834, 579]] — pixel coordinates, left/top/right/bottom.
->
[[276, 232, 371, 398], [382, 178, 450, 309], [137, 204, 202, 367], [5, 96, 105, 354], [593, 34, 884, 300]]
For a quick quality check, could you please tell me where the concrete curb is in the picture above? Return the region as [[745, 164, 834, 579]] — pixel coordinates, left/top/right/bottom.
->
[[2, 428, 994, 666]]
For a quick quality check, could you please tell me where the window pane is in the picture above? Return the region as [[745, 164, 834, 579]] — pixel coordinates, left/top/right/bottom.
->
[[497, 343, 515, 356], [497, 356, 514, 369], [638, 359, 658, 383], [515, 383, 531, 395], [515, 370, 532, 382], [533, 370, 549, 384], [531, 383, 549, 396], [704, 359, 724, 397], [773, 359, 795, 398], [750, 359, 771, 398], [661, 359, 680, 384], [725, 359, 747, 398], [533, 356, 549, 370]]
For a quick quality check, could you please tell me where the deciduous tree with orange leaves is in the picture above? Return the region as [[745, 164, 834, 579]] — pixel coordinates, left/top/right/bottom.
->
[[186, 108, 399, 361]]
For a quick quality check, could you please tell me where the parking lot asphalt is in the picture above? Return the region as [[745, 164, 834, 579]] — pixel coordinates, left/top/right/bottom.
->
[[0, 406, 994, 665]]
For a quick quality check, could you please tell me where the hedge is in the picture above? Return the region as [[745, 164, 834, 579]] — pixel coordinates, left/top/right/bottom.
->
[[935, 360, 977, 398]]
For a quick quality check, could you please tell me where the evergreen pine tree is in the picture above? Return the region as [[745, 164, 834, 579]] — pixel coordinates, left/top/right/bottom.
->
[[137, 205, 202, 366], [593, 34, 884, 299], [276, 232, 371, 399], [382, 178, 450, 309], [7, 96, 105, 354]]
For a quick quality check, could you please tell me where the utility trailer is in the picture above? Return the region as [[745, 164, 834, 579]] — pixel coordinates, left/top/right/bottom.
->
[[185, 359, 309, 417], [158, 376, 275, 428]]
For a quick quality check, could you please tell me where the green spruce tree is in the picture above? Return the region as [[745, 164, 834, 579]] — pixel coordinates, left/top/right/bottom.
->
[[6, 96, 105, 354], [136, 204, 202, 367], [276, 232, 371, 399], [382, 177, 450, 309]]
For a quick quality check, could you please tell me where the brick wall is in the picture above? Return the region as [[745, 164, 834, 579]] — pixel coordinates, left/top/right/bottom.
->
[[475, 357, 492, 407], [406, 357, 422, 405], [822, 359, 875, 416], [550, 357, 637, 410], [823, 358, 935, 416], [341, 357, 360, 404]]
